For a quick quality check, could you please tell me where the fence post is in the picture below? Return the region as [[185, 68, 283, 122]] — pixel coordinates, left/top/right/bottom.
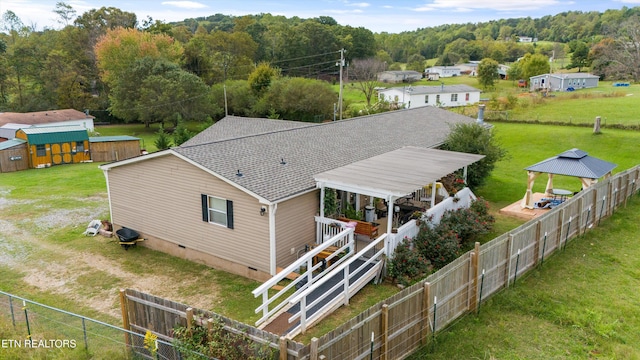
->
[[557, 209, 565, 250], [9, 295, 16, 329], [279, 336, 288, 360], [577, 197, 584, 235], [469, 242, 479, 313], [310, 337, 319, 360], [119, 289, 131, 348], [421, 282, 431, 343], [22, 301, 31, 339], [381, 304, 389, 360], [533, 221, 541, 266], [592, 188, 598, 226], [505, 234, 513, 289], [82, 318, 88, 350], [185, 308, 194, 335]]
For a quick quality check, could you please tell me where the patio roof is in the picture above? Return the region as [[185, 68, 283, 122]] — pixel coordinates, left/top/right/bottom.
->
[[314, 146, 485, 200], [525, 148, 617, 179]]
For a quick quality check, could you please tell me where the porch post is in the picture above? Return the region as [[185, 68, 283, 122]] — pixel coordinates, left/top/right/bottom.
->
[[463, 165, 468, 184], [431, 181, 436, 208], [319, 185, 325, 218], [385, 196, 395, 257], [545, 173, 554, 196]]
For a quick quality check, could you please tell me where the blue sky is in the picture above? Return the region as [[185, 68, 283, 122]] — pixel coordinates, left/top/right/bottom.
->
[[3, 0, 640, 33]]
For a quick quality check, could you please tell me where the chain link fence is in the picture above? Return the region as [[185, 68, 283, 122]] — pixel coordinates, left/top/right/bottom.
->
[[0, 290, 211, 360]]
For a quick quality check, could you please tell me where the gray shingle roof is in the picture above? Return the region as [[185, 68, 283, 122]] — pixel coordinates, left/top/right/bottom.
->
[[174, 106, 475, 202], [181, 116, 315, 146], [525, 148, 617, 179]]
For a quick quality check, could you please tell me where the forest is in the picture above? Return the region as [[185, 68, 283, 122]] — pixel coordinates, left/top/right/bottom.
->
[[1, 3, 639, 125]]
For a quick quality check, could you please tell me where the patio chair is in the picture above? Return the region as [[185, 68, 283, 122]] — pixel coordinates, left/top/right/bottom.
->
[[82, 219, 102, 236]]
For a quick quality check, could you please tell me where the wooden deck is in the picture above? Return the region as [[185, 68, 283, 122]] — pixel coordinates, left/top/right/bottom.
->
[[499, 192, 552, 220]]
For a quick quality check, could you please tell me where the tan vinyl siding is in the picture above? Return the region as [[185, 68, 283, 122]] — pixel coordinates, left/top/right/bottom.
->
[[107, 154, 271, 273], [275, 190, 319, 268]]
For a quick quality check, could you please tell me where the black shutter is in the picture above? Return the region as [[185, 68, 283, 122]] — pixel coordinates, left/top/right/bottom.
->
[[201, 194, 209, 222], [226, 200, 234, 229]]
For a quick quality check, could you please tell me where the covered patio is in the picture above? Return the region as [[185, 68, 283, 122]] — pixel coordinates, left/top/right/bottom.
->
[[315, 146, 485, 256]]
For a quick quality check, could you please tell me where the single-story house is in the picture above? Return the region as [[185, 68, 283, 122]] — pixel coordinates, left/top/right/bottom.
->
[[99, 107, 478, 281], [0, 139, 29, 173], [15, 125, 91, 168], [529, 73, 599, 92], [89, 136, 142, 162], [377, 70, 422, 83], [378, 84, 481, 109], [425, 66, 461, 78], [0, 109, 95, 132]]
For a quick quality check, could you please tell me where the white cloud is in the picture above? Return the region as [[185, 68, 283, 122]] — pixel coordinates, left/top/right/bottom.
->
[[160, 1, 208, 10], [346, 2, 370, 7], [427, 0, 563, 11]]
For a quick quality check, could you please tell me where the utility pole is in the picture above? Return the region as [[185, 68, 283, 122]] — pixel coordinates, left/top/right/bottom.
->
[[337, 49, 345, 120]]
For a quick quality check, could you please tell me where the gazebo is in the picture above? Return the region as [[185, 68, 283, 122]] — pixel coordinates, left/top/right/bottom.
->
[[521, 148, 617, 209]]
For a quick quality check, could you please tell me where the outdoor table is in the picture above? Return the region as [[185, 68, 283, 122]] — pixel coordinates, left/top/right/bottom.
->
[[551, 188, 572, 201]]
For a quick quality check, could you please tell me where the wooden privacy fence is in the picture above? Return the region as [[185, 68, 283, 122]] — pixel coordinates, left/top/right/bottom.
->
[[312, 165, 640, 360], [122, 166, 639, 360]]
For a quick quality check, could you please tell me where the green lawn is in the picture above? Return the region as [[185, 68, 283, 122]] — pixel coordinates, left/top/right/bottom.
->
[[409, 194, 640, 359]]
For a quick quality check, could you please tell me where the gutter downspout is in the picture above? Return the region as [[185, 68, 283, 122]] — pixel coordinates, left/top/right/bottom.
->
[[269, 203, 278, 276], [102, 168, 114, 223]]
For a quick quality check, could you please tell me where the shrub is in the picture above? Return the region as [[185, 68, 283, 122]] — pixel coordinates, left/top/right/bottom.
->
[[414, 223, 461, 270], [173, 317, 275, 360], [439, 198, 494, 248], [388, 238, 430, 286]]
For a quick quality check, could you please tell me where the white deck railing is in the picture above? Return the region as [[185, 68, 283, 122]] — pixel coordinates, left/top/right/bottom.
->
[[286, 233, 387, 336], [315, 216, 349, 246], [387, 187, 478, 259], [252, 227, 355, 327]]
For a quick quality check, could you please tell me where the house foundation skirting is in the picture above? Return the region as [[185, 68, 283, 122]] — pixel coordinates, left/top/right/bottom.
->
[[119, 227, 272, 282]]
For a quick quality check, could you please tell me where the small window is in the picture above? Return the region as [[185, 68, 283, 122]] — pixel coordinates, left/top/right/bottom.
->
[[465, 93, 470, 101], [424, 95, 429, 104], [451, 94, 458, 102], [201, 194, 234, 229], [76, 141, 84, 153], [36, 144, 46, 157]]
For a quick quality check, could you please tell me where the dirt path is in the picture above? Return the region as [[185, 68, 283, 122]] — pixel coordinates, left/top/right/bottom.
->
[[0, 193, 218, 320]]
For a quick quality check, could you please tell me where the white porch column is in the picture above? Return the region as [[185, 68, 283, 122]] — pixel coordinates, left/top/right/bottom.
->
[[431, 181, 437, 208], [319, 185, 325, 218], [385, 196, 396, 257], [463, 166, 468, 184], [268, 203, 278, 275]]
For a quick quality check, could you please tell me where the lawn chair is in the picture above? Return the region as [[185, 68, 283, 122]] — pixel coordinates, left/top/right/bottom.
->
[[82, 219, 102, 236]]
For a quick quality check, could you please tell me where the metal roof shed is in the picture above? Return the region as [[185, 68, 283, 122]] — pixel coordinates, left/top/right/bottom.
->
[[521, 148, 617, 209]]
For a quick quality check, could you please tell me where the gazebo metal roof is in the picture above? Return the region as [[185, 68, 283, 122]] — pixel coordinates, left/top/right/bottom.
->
[[525, 148, 616, 179], [314, 146, 485, 200]]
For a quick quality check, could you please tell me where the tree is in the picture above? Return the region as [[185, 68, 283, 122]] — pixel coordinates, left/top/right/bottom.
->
[[349, 58, 386, 106], [94, 27, 183, 86], [477, 58, 499, 89], [109, 57, 213, 126], [519, 53, 550, 81], [247, 62, 279, 95], [53, 2, 76, 27], [260, 77, 336, 122], [568, 41, 590, 71], [440, 123, 507, 189], [589, 16, 640, 81], [154, 125, 172, 150]]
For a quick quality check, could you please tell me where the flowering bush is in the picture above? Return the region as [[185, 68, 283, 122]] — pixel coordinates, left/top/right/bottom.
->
[[387, 238, 430, 286]]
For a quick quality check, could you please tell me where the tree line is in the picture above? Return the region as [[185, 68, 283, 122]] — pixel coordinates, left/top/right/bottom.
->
[[1, 3, 639, 125]]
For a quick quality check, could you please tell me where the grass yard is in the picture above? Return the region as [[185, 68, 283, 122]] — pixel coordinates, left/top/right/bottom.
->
[[409, 195, 640, 359]]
